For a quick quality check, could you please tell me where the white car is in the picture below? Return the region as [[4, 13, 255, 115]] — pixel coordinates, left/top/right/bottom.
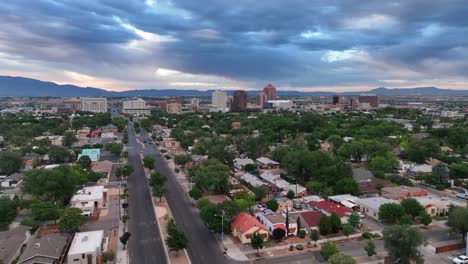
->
[[456, 193, 468, 200], [453, 255, 468, 264]]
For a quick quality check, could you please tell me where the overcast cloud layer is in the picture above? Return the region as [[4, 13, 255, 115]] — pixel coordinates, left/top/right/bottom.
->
[[0, 0, 467, 91]]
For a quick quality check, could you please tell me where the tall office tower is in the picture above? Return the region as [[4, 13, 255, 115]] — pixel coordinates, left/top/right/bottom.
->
[[257, 91, 267, 107], [64, 98, 82, 112], [122, 98, 150, 116], [81, 97, 108, 113], [332, 95, 345, 105], [358, 94, 379, 107], [211, 90, 227, 108], [191, 98, 200, 110], [232, 90, 248, 111], [263, 84, 277, 100]]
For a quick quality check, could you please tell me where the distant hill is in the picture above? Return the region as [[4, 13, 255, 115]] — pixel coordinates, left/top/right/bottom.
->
[[0, 75, 467, 97]]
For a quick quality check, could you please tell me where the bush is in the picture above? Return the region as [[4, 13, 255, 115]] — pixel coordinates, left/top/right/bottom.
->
[[299, 229, 307, 238], [362, 232, 372, 239], [165, 154, 171, 160], [289, 245, 294, 251], [295, 244, 304, 250], [175, 168, 180, 173], [160, 149, 167, 153]]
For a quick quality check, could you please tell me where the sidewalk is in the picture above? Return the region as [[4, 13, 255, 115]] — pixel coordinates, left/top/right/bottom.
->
[[116, 183, 129, 264]]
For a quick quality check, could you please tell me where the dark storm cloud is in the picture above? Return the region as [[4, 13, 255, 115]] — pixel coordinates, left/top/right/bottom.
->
[[0, 0, 467, 90]]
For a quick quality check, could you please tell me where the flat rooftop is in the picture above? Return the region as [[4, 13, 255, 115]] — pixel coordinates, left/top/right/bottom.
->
[[68, 230, 104, 255]]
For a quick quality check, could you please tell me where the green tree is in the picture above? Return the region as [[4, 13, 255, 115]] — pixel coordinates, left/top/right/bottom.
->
[[48, 146, 70, 163], [189, 187, 203, 200], [23, 166, 85, 203], [150, 172, 167, 186], [328, 252, 356, 264], [369, 152, 398, 174], [286, 189, 295, 199], [143, 157, 155, 171], [165, 219, 188, 255], [296, 216, 302, 234], [102, 250, 115, 263], [0, 151, 23, 174], [105, 143, 123, 157], [348, 213, 361, 229], [59, 208, 85, 233], [320, 241, 338, 260], [364, 241, 376, 257], [152, 185, 166, 202], [251, 232, 264, 256], [62, 131, 77, 147], [383, 224, 427, 264], [420, 212, 432, 227], [330, 212, 342, 234], [327, 135, 344, 155], [334, 178, 360, 196], [447, 207, 468, 241], [449, 163, 468, 179], [174, 154, 191, 168], [342, 224, 354, 238], [30, 200, 60, 221], [378, 203, 405, 223], [272, 227, 286, 241], [265, 199, 279, 212], [310, 229, 319, 247], [121, 164, 134, 178], [0, 197, 17, 227], [404, 139, 440, 164], [319, 215, 331, 235], [432, 162, 450, 184], [252, 187, 267, 201], [399, 214, 412, 225], [77, 155, 92, 170], [189, 159, 230, 193], [401, 198, 425, 219]]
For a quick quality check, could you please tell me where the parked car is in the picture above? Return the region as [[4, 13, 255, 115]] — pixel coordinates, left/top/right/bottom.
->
[[456, 193, 468, 200], [453, 255, 468, 264]]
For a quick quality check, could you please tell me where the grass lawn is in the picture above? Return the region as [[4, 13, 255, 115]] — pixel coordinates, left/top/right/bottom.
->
[[432, 215, 448, 221]]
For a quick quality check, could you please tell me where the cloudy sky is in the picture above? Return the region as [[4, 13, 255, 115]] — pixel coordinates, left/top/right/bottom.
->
[[1, 0, 467, 92]]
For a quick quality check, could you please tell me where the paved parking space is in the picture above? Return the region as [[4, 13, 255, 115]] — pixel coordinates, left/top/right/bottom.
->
[[361, 217, 385, 232], [82, 193, 120, 237]]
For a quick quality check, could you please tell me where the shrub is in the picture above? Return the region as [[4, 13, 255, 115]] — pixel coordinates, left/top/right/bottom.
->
[[160, 149, 167, 153], [362, 232, 372, 239], [289, 245, 294, 251], [165, 154, 171, 160], [295, 244, 304, 250], [299, 229, 307, 238], [175, 168, 180, 173]]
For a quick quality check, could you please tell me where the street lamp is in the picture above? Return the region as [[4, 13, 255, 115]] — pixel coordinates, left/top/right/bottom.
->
[[215, 210, 226, 246]]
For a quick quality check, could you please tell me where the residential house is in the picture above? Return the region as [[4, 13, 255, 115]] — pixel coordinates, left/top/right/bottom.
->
[[18, 232, 69, 264], [406, 164, 432, 176], [67, 230, 104, 264], [414, 196, 457, 216], [233, 158, 255, 170], [381, 186, 430, 200], [290, 211, 323, 232], [70, 186, 106, 216], [259, 171, 289, 192], [99, 124, 119, 134], [91, 161, 113, 178], [256, 212, 297, 236], [76, 127, 91, 139], [0, 225, 31, 264], [161, 138, 181, 149], [355, 197, 398, 220], [256, 157, 280, 169], [77, 149, 101, 162], [239, 173, 267, 188], [1, 173, 23, 188], [308, 201, 352, 224], [328, 194, 359, 209], [231, 212, 268, 244], [353, 168, 391, 194], [274, 197, 293, 212], [22, 153, 43, 171], [281, 184, 307, 197]]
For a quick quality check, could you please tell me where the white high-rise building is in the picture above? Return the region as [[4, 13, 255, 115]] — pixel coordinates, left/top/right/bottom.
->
[[81, 97, 107, 113], [122, 98, 150, 116], [211, 90, 227, 109]]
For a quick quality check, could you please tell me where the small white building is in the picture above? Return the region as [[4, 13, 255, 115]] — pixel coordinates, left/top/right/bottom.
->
[[67, 230, 104, 264], [70, 186, 106, 216], [356, 197, 398, 220], [239, 173, 267, 188], [233, 158, 255, 170], [407, 164, 433, 176]]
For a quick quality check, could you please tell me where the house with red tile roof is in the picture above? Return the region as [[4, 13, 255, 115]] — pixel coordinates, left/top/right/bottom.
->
[[255, 212, 297, 236], [290, 211, 323, 232], [231, 212, 269, 244], [308, 201, 353, 224]]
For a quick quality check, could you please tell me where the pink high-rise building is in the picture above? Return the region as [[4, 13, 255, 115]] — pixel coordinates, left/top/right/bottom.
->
[[263, 84, 277, 100]]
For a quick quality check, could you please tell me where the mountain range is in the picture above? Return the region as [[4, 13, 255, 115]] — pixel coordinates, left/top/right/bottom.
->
[[0, 75, 467, 97]]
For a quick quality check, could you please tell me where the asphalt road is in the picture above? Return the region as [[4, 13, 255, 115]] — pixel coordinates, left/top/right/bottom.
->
[[139, 129, 233, 264], [126, 124, 168, 264]]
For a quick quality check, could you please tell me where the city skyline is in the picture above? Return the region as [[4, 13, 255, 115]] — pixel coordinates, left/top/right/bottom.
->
[[0, 1, 467, 92]]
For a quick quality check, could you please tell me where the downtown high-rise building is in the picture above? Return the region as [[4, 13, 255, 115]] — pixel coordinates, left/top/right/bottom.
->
[[211, 90, 227, 108], [257, 91, 267, 107], [358, 94, 379, 108], [263, 84, 277, 100], [232, 90, 248, 111], [81, 97, 108, 113]]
